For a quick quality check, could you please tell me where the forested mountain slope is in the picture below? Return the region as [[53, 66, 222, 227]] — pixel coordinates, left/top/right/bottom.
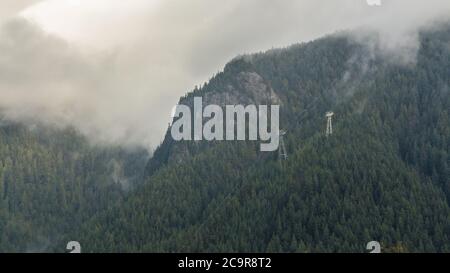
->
[[69, 25, 450, 253], [0, 122, 148, 252], [1, 24, 449, 253]]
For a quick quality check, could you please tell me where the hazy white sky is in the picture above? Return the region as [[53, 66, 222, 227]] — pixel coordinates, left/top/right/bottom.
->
[[0, 0, 449, 149], [22, 0, 160, 48]]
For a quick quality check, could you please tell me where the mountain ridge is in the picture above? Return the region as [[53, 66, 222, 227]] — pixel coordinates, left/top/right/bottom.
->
[[66, 25, 449, 252], [0, 24, 448, 252]]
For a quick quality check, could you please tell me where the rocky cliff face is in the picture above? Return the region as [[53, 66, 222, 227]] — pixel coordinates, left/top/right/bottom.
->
[[202, 71, 281, 106], [146, 69, 282, 173]]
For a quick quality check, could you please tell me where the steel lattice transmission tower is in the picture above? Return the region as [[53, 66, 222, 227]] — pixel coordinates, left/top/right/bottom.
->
[[326, 112, 334, 137], [279, 130, 288, 161]]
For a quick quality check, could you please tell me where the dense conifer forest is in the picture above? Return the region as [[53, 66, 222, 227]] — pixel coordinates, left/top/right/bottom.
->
[[1, 25, 449, 252]]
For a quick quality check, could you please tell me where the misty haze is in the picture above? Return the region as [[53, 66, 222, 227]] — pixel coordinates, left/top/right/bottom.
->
[[0, 0, 449, 256]]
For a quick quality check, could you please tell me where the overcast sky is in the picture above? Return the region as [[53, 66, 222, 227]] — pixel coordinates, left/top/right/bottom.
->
[[0, 0, 449, 150]]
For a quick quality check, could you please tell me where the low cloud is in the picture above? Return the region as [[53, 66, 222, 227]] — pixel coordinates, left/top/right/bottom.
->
[[0, 18, 182, 149], [0, 0, 449, 150], [0, 0, 42, 21]]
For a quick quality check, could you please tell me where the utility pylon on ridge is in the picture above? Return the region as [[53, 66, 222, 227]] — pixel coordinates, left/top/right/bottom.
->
[[326, 112, 334, 137], [279, 130, 288, 161]]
